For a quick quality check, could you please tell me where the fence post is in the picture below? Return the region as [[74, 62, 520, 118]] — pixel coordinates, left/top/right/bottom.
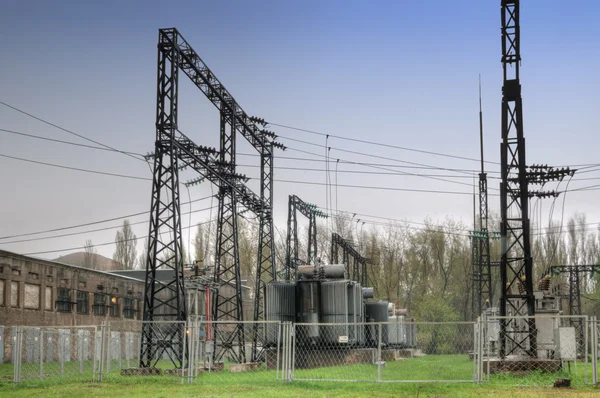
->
[[275, 322, 281, 382], [181, 322, 187, 385], [478, 317, 484, 383], [283, 322, 291, 382], [98, 321, 106, 382], [472, 321, 478, 382], [290, 322, 296, 382], [39, 329, 44, 379], [13, 327, 21, 384], [106, 323, 111, 375], [59, 330, 65, 378], [591, 316, 598, 385], [377, 323, 382, 382], [187, 320, 193, 385]]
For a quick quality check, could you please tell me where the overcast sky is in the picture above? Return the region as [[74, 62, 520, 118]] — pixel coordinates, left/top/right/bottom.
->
[[0, 0, 599, 261]]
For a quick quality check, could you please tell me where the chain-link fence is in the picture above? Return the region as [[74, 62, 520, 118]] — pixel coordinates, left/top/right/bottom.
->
[[185, 320, 283, 385], [291, 321, 478, 383], [481, 315, 598, 387], [13, 325, 99, 384], [11, 315, 600, 386]]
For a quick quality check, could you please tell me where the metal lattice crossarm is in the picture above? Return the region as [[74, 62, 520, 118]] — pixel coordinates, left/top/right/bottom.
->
[[470, 230, 501, 240], [285, 195, 327, 281], [331, 232, 370, 286], [171, 135, 266, 213], [159, 28, 270, 155]]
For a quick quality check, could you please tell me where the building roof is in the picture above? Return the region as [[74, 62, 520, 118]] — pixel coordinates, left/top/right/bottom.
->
[[0, 250, 143, 283]]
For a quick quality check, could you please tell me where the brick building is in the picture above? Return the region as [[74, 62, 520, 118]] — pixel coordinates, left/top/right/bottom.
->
[[0, 250, 253, 363], [0, 250, 147, 362]]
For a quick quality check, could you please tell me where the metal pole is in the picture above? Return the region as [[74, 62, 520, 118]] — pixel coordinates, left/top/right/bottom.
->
[[181, 323, 187, 385], [290, 322, 295, 381], [40, 330, 44, 379], [584, 315, 589, 385], [80, 331, 84, 375], [377, 323, 382, 382], [275, 322, 281, 381]]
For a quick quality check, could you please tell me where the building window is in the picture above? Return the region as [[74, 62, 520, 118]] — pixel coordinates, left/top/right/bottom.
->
[[123, 297, 137, 319], [11, 281, 19, 307], [45, 287, 52, 310], [0, 280, 4, 306], [76, 291, 89, 314], [110, 296, 119, 317], [56, 288, 72, 312], [93, 292, 106, 316], [24, 284, 40, 309]]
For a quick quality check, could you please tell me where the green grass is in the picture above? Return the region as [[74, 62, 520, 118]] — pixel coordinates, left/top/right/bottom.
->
[[1, 356, 598, 397]]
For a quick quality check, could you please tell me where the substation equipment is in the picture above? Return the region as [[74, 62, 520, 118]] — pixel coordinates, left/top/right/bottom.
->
[[266, 227, 416, 364]]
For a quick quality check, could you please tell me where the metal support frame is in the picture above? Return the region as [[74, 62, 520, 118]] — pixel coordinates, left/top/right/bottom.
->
[[141, 37, 187, 368], [549, 265, 600, 351], [331, 232, 370, 285], [251, 142, 276, 362], [285, 195, 326, 281], [212, 109, 246, 362], [499, 0, 536, 357], [141, 27, 281, 367]]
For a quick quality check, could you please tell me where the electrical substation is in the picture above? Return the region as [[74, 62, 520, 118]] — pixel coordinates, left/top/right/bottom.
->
[[2, 0, 600, 390]]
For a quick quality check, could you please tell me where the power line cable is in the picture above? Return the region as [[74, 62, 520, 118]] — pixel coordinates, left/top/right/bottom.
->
[[0, 128, 146, 157], [0, 101, 146, 163], [0, 153, 151, 181], [0, 196, 213, 240], [0, 205, 217, 245], [268, 122, 500, 165], [21, 218, 217, 256]]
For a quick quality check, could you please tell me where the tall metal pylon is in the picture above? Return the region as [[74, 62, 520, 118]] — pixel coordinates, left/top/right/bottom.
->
[[251, 141, 277, 362], [476, 76, 492, 316], [212, 107, 246, 361], [141, 28, 281, 367], [140, 37, 187, 368], [499, 0, 536, 357]]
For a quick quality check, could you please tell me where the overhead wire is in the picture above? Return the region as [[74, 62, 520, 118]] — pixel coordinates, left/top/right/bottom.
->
[[0, 100, 146, 163], [0, 196, 214, 240]]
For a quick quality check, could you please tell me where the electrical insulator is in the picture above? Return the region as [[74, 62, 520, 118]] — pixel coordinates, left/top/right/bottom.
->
[[541, 276, 551, 291]]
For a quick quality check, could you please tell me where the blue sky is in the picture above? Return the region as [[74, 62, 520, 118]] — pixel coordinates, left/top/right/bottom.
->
[[1, 0, 599, 259]]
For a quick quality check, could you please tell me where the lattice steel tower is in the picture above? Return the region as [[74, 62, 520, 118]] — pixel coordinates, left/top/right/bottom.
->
[[499, 0, 536, 357]]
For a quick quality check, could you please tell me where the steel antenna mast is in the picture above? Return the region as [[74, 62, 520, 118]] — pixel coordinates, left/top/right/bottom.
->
[[477, 76, 493, 316]]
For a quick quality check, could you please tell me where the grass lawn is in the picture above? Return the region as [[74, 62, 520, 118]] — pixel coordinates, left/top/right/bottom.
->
[[1, 355, 598, 397]]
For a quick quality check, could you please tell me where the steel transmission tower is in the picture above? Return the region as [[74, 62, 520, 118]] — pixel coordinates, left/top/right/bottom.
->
[[499, 0, 537, 357], [285, 195, 327, 281], [141, 28, 281, 367]]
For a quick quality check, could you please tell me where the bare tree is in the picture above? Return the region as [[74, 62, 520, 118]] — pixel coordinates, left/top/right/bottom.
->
[[84, 240, 97, 270], [113, 220, 137, 270], [137, 237, 148, 270]]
